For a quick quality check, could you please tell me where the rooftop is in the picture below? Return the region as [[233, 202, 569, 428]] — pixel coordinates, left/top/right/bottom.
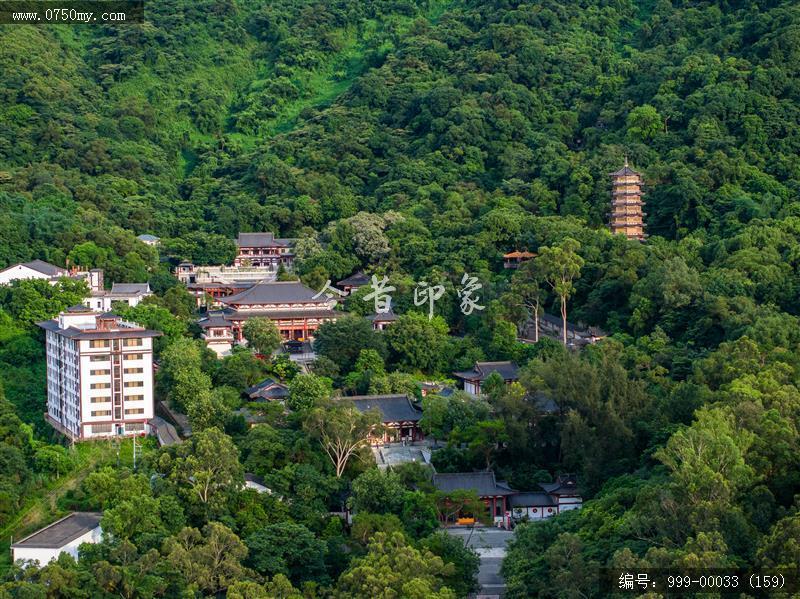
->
[[37, 313, 162, 340], [337, 271, 371, 287], [236, 232, 293, 248], [246, 377, 289, 400], [0, 259, 67, 278], [12, 512, 102, 549], [453, 361, 519, 382], [349, 394, 422, 423], [136, 234, 160, 242], [432, 472, 516, 497], [110, 283, 150, 295], [509, 492, 556, 508], [540, 474, 580, 496], [366, 309, 399, 322], [219, 281, 326, 306]]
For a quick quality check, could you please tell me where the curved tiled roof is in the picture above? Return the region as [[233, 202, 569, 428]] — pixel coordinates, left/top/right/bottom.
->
[[349, 394, 422, 423], [219, 281, 322, 306]]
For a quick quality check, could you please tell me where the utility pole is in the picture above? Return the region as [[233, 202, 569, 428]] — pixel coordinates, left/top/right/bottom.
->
[[133, 433, 137, 471]]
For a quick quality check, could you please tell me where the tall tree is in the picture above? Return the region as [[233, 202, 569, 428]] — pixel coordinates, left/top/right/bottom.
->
[[303, 399, 381, 477], [537, 238, 584, 345], [243, 317, 282, 356], [510, 259, 545, 341]]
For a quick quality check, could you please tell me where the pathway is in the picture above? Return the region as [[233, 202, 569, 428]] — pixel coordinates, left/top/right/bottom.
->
[[446, 526, 514, 598]]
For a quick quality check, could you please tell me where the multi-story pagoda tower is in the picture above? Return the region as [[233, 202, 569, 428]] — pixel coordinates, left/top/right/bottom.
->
[[609, 158, 646, 240]]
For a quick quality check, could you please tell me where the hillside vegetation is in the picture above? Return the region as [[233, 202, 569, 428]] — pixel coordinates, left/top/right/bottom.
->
[[1, 0, 800, 596]]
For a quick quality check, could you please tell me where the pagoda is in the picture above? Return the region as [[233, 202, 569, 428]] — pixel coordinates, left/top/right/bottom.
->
[[609, 158, 646, 240]]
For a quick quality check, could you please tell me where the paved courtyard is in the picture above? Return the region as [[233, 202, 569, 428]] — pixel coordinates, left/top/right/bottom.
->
[[446, 526, 514, 598]]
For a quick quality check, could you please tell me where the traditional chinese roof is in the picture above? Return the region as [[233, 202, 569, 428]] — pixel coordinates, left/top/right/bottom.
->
[[366, 309, 399, 322], [109, 283, 150, 295], [508, 492, 556, 508], [349, 394, 422, 423], [503, 251, 536, 259], [11, 512, 102, 549], [432, 472, 516, 497], [539, 474, 580, 496], [610, 165, 640, 177], [236, 232, 292, 248], [219, 281, 323, 306], [197, 310, 233, 329], [66, 304, 93, 313], [246, 377, 289, 400], [337, 271, 371, 287], [453, 361, 519, 382]]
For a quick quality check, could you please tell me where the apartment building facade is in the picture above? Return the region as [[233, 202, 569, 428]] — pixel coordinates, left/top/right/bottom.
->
[[37, 307, 161, 440]]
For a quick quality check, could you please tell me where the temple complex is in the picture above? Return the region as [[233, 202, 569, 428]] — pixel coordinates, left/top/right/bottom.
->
[[609, 158, 646, 240], [197, 281, 341, 355]]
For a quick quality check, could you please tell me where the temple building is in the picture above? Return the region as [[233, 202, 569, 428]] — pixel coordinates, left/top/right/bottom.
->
[[234, 232, 295, 270], [502, 250, 536, 269], [609, 158, 646, 240], [432, 472, 583, 527], [349, 394, 424, 444], [453, 361, 519, 395], [336, 271, 370, 295], [37, 308, 160, 440], [197, 281, 341, 356]]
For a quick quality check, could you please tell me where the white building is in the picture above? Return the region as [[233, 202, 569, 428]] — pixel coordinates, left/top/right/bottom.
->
[[37, 307, 161, 440], [0, 260, 68, 285], [11, 512, 102, 566], [85, 282, 153, 312], [137, 234, 160, 246]]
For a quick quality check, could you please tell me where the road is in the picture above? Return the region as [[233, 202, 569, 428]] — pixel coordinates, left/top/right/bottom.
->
[[446, 526, 514, 598]]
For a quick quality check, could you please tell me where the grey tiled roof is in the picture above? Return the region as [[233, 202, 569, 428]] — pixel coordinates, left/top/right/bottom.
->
[[219, 281, 323, 306], [539, 474, 580, 495], [236, 232, 290, 248], [12, 512, 101, 548], [110, 283, 150, 295], [246, 378, 289, 400], [349, 394, 422, 423], [509, 492, 556, 507], [2, 259, 67, 277], [453, 361, 519, 382], [432, 471, 516, 497], [337, 271, 371, 287]]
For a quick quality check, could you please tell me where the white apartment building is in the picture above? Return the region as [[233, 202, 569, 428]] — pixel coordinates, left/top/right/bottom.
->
[[37, 307, 161, 440]]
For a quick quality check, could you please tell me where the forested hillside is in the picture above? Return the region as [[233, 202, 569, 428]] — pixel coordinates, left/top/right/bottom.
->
[[1, 0, 800, 596]]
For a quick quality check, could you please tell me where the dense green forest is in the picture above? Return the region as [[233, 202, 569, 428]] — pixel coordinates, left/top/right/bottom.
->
[[1, 0, 800, 596]]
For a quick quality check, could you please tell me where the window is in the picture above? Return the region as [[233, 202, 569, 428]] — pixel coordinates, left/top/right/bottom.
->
[[89, 339, 110, 348], [92, 423, 112, 434], [89, 355, 109, 362], [123, 338, 143, 347], [124, 381, 144, 388], [90, 369, 110, 376], [90, 396, 110, 403], [123, 367, 143, 374], [90, 383, 111, 389], [125, 394, 144, 401], [124, 408, 145, 415], [91, 410, 111, 417], [124, 353, 143, 360], [126, 423, 145, 432]]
